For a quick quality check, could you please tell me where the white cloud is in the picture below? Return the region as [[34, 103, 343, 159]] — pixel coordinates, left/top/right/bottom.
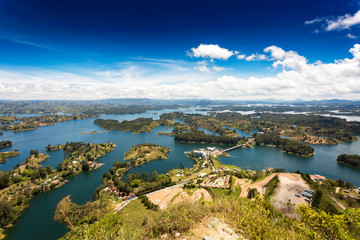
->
[[236, 54, 246, 60], [306, 10, 360, 32], [305, 17, 325, 25], [1, 45, 360, 101], [264, 46, 307, 71], [187, 44, 236, 60], [194, 65, 211, 73], [213, 66, 225, 72], [326, 10, 360, 31], [245, 53, 268, 61], [347, 33, 358, 39]]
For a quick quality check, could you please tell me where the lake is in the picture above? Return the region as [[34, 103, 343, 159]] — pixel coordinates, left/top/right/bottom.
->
[[1, 107, 360, 240]]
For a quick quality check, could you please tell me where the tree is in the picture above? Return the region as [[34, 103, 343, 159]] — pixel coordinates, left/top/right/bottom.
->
[[312, 189, 323, 208], [57, 163, 63, 172], [345, 181, 353, 189], [0, 201, 16, 227], [141, 172, 148, 181], [150, 171, 158, 182], [45, 165, 53, 174], [336, 179, 344, 188], [30, 149, 39, 157], [247, 188, 258, 199], [81, 161, 90, 171], [39, 168, 47, 179], [0, 172, 10, 189]]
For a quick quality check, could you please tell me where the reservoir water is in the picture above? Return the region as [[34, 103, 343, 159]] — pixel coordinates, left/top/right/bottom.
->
[[1, 108, 360, 239]]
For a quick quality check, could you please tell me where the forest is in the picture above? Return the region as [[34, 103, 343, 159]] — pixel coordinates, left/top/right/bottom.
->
[[94, 117, 162, 133], [174, 130, 240, 145], [254, 133, 314, 157], [337, 154, 360, 167]]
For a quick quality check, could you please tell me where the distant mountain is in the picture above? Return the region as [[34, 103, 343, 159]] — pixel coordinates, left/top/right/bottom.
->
[[291, 99, 360, 106]]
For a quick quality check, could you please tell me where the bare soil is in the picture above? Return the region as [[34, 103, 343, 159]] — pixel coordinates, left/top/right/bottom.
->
[[271, 173, 310, 218], [240, 173, 277, 198]]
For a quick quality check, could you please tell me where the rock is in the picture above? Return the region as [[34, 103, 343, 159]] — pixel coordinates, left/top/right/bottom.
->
[[222, 227, 234, 235], [161, 234, 168, 239], [203, 236, 220, 240], [175, 232, 181, 237]]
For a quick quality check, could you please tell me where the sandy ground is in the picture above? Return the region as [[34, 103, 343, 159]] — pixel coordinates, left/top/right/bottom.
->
[[240, 173, 277, 198], [147, 187, 183, 209], [271, 173, 310, 218], [147, 187, 213, 209], [234, 178, 249, 187], [188, 189, 213, 202]]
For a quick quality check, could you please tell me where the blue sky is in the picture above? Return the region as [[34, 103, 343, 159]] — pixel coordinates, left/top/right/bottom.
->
[[0, 0, 360, 100]]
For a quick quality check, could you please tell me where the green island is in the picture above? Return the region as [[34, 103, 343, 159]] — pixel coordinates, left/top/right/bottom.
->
[[94, 118, 162, 133], [0, 151, 20, 164], [0, 113, 99, 132], [0, 141, 12, 149], [254, 133, 315, 157], [77, 131, 106, 134], [53, 144, 360, 240], [337, 154, 360, 167], [45, 144, 65, 151], [124, 143, 170, 166], [0, 142, 115, 229]]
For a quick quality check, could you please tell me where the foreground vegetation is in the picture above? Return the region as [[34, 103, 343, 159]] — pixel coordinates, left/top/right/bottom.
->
[[57, 190, 360, 240]]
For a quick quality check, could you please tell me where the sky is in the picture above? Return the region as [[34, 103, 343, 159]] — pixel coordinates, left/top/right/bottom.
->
[[0, 0, 360, 101]]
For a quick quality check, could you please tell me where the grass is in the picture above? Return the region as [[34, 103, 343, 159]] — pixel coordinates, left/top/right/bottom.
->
[[264, 174, 279, 200], [206, 188, 232, 199], [212, 158, 241, 171], [120, 199, 155, 228]]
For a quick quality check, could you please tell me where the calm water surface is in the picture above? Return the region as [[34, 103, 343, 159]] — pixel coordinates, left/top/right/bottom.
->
[[0, 108, 359, 240]]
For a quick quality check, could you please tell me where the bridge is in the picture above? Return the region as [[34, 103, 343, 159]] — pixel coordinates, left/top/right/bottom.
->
[[223, 144, 243, 152]]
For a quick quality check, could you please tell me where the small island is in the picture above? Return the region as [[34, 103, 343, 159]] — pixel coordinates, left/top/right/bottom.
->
[[0, 140, 12, 149], [124, 143, 170, 166], [77, 131, 106, 135], [337, 154, 360, 167], [45, 144, 65, 151], [0, 151, 20, 163]]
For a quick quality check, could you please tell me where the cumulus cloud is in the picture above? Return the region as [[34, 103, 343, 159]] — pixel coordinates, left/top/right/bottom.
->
[[187, 44, 236, 60], [306, 10, 360, 32], [1, 45, 360, 100], [245, 53, 268, 61]]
